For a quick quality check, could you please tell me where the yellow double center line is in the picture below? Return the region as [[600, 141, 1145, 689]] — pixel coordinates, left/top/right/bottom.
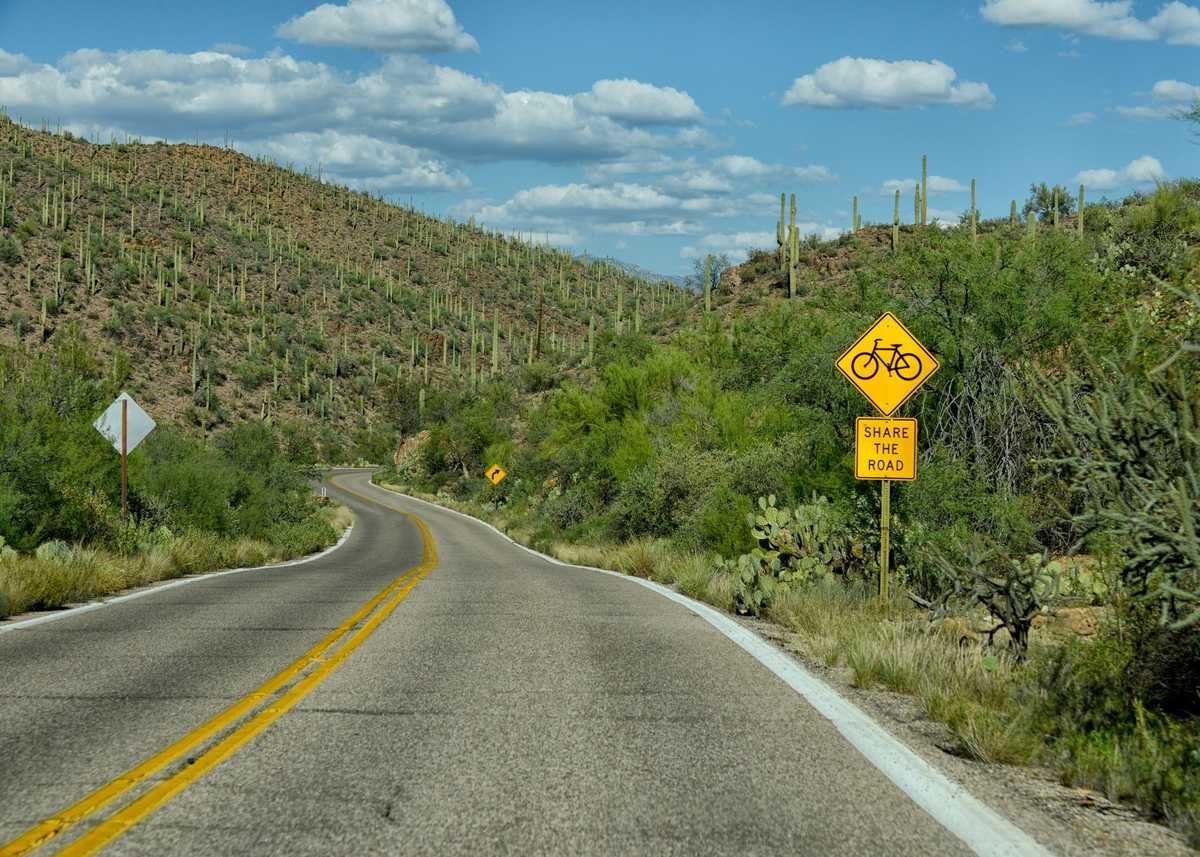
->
[[1, 476, 434, 857]]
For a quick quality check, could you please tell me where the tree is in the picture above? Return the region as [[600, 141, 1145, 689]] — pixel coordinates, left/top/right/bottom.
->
[[686, 253, 730, 293], [1178, 98, 1200, 142], [1022, 182, 1076, 222]]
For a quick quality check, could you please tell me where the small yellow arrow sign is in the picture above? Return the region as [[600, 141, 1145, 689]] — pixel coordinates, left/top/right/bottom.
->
[[485, 463, 507, 485], [836, 312, 938, 416]]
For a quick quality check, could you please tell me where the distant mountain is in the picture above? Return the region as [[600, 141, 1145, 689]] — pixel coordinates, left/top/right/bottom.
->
[[576, 254, 687, 288]]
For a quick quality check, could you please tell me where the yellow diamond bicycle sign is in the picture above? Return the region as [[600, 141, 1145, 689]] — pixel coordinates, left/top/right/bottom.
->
[[836, 312, 939, 416], [485, 463, 507, 486]]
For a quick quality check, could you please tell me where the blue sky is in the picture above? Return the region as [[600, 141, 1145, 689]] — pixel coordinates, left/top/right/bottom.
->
[[0, 0, 1195, 276]]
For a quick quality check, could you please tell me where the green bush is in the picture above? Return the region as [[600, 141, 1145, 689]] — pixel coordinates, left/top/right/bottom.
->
[[0, 235, 21, 265], [1036, 613, 1200, 844]]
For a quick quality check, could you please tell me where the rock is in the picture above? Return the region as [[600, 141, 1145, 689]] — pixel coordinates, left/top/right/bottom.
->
[[1050, 607, 1101, 637]]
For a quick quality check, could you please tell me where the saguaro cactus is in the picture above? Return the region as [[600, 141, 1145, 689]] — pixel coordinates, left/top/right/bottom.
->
[[892, 190, 900, 252], [970, 178, 977, 241], [703, 255, 712, 313], [1077, 184, 1085, 237], [920, 155, 928, 226], [788, 223, 799, 299], [491, 308, 499, 376], [852, 196, 859, 233], [776, 192, 786, 274], [1010, 199, 1017, 227]]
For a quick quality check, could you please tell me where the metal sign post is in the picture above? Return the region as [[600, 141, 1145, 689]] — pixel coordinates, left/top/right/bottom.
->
[[879, 479, 890, 601], [121, 399, 128, 522], [853, 416, 918, 601], [837, 315, 938, 602]]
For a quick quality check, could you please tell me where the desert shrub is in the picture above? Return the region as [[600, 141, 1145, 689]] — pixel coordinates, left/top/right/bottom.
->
[[542, 480, 598, 530], [235, 359, 271, 390], [0, 235, 20, 265], [1036, 610, 1200, 843], [519, 360, 557, 393], [685, 483, 755, 556], [35, 540, 72, 562]]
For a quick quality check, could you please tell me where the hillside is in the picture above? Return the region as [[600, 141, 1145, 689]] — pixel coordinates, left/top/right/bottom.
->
[[0, 114, 693, 456]]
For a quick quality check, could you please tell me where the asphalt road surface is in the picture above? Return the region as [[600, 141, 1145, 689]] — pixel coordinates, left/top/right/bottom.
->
[[0, 470, 1037, 856]]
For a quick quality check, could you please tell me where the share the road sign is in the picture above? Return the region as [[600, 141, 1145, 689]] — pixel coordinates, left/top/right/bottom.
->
[[855, 417, 918, 481], [836, 312, 938, 416], [485, 464, 507, 485]]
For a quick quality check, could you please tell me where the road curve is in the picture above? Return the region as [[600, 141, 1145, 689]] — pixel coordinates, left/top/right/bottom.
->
[[0, 469, 1024, 856]]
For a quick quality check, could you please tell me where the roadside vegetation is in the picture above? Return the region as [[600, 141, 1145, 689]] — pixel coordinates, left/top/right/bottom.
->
[[0, 330, 351, 620], [379, 179, 1200, 845], [0, 112, 687, 454]]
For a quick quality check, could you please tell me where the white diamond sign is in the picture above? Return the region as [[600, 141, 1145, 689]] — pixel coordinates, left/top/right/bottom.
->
[[94, 392, 156, 454]]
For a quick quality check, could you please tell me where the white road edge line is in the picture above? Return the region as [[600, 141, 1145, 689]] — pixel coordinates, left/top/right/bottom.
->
[[0, 523, 355, 634], [367, 477, 1054, 857]]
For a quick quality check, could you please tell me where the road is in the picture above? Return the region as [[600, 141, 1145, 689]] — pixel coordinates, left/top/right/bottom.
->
[[0, 470, 1039, 856]]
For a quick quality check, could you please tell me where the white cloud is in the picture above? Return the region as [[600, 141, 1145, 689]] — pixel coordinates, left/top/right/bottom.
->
[[594, 220, 702, 236], [584, 153, 692, 181], [574, 79, 702, 126], [1151, 78, 1200, 101], [0, 48, 694, 166], [981, 0, 1200, 44], [426, 89, 664, 162], [879, 175, 968, 195], [1005, 39, 1029, 51], [1113, 105, 1177, 119], [710, 154, 837, 183], [659, 170, 734, 194], [980, 0, 1156, 40], [782, 57, 994, 109], [479, 182, 681, 221], [276, 0, 479, 52], [925, 207, 963, 228], [252, 130, 470, 191], [1149, 1, 1200, 44], [681, 226, 840, 262], [1064, 111, 1097, 126], [1113, 78, 1200, 120], [211, 42, 252, 56], [0, 49, 34, 76], [1074, 155, 1168, 190]]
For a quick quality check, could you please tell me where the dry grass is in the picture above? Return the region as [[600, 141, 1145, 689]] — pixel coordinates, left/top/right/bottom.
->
[[0, 504, 351, 620], [327, 504, 355, 535], [768, 581, 1039, 764]]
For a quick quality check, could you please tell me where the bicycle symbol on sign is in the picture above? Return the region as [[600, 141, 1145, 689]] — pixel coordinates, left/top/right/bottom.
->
[[850, 338, 923, 382]]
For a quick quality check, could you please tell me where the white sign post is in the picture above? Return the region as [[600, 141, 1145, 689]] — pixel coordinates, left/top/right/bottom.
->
[[94, 393, 156, 521]]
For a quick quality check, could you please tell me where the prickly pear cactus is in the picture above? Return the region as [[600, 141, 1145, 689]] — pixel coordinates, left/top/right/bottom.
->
[[722, 494, 853, 614]]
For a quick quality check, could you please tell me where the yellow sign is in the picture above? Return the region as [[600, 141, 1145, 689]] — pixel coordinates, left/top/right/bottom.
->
[[855, 417, 918, 481], [485, 463, 507, 485], [836, 312, 938, 416]]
